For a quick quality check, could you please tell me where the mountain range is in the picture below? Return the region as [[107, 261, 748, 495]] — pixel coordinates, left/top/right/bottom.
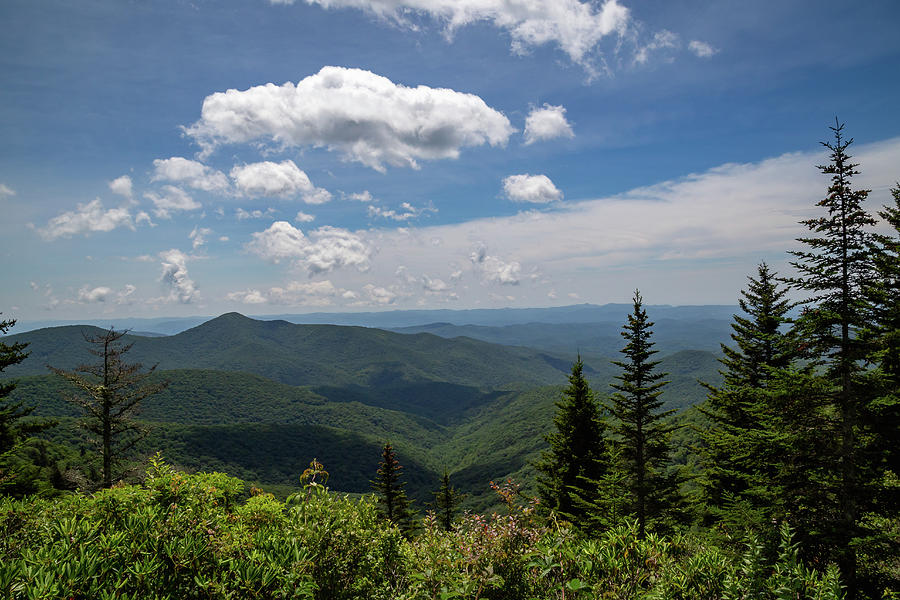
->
[[3, 310, 726, 508]]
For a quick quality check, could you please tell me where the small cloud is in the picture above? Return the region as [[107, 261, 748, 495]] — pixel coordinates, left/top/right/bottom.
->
[[347, 190, 374, 203], [524, 104, 574, 145], [77, 285, 113, 303], [231, 160, 332, 203], [688, 40, 718, 58], [158, 249, 199, 304], [0, 183, 15, 197], [502, 174, 563, 204], [368, 201, 435, 221], [38, 198, 134, 240], [295, 211, 315, 223], [152, 157, 230, 193], [108, 175, 133, 200], [144, 186, 201, 219], [470, 243, 521, 285], [634, 29, 679, 65], [135, 211, 155, 227], [189, 226, 212, 250], [246, 221, 371, 275], [236, 207, 277, 220], [219, 235, 230, 242], [361, 283, 396, 305]]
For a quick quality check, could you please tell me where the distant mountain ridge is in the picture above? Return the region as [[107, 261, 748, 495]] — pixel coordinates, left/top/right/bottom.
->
[[12, 303, 740, 335]]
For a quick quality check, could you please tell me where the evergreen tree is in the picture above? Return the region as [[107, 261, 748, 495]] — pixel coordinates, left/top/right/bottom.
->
[[865, 183, 900, 468], [0, 316, 54, 492], [608, 291, 680, 538], [49, 328, 167, 489], [371, 442, 415, 533], [430, 470, 465, 531], [784, 120, 883, 595], [534, 355, 606, 522], [700, 263, 797, 528]]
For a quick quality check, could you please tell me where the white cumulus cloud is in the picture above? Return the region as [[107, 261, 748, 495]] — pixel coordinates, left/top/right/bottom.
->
[[76, 284, 136, 305], [503, 174, 563, 203], [108, 175, 133, 199], [38, 198, 134, 240], [151, 157, 230, 193], [144, 186, 202, 219], [296, 0, 632, 72], [295, 211, 315, 223], [185, 66, 514, 171], [158, 249, 199, 304], [523, 104, 574, 145], [230, 160, 331, 203], [246, 221, 371, 274], [470, 244, 521, 285]]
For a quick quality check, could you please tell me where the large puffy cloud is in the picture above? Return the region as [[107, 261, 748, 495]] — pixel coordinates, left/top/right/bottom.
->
[[523, 104, 574, 145], [246, 221, 371, 274], [152, 157, 230, 192], [144, 185, 202, 219], [502, 174, 563, 203], [185, 66, 514, 171], [158, 249, 199, 304], [230, 160, 331, 203], [293, 0, 631, 70], [38, 198, 134, 240]]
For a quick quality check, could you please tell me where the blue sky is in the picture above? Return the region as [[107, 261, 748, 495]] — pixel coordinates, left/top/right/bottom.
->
[[2, 0, 899, 321]]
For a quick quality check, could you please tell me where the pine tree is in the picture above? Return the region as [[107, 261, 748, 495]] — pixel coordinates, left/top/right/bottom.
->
[[49, 328, 167, 489], [371, 442, 415, 533], [700, 263, 797, 528], [865, 183, 900, 468], [784, 120, 881, 595], [534, 355, 606, 522], [608, 291, 680, 538], [0, 316, 55, 491], [430, 470, 465, 531]]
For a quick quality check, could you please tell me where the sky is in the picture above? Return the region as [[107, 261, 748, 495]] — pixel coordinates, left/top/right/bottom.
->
[[2, 0, 899, 321]]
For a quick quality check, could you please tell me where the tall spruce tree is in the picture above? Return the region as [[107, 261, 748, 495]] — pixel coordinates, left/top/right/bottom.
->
[[49, 328, 167, 489], [534, 355, 606, 522], [700, 263, 798, 529], [784, 120, 882, 596], [430, 470, 465, 531], [0, 316, 54, 491], [371, 442, 415, 533], [865, 183, 900, 468], [608, 291, 680, 538]]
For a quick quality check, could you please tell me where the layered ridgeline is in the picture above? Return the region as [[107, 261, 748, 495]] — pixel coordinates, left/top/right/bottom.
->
[[3, 312, 722, 508]]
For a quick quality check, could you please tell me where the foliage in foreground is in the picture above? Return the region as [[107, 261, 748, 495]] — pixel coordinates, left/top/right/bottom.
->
[[0, 459, 864, 600]]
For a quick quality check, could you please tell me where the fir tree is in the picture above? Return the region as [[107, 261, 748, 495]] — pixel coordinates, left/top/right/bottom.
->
[[784, 120, 882, 596], [608, 291, 680, 538], [534, 355, 606, 522], [371, 442, 415, 533], [0, 316, 55, 492], [49, 328, 167, 489], [700, 263, 797, 528], [430, 470, 465, 531]]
